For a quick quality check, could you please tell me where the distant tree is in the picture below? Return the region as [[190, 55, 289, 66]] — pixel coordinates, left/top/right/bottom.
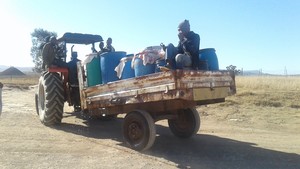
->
[[226, 65, 241, 75], [30, 28, 57, 72]]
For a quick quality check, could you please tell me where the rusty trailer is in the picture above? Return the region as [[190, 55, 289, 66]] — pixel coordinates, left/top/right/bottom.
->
[[77, 63, 236, 151]]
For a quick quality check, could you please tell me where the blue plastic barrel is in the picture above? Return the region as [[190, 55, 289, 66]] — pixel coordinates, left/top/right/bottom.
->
[[199, 48, 219, 71], [100, 51, 126, 83], [86, 53, 102, 87], [133, 57, 156, 77], [120, 55, 135, 80]]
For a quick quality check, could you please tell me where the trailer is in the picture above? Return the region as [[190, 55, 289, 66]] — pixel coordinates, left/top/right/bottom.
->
[[77, 64, 236, 151]]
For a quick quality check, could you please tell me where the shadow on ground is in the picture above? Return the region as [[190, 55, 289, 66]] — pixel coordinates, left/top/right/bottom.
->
[[53, 111, 300, 169]]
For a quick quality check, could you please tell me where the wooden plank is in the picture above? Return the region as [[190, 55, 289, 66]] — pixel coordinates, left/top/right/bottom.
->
[[84, 71, 175, 97], [176, 70, 234, 89], [87, 83, 176, 102], [77, 62, 87, 109]]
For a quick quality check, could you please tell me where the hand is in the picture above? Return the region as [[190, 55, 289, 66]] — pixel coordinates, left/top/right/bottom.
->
[[99, 42, 104, 50], [178, 32, 184, 41], [160, 43, 166, 51]]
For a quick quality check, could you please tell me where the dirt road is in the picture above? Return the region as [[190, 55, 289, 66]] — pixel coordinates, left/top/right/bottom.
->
[[0, 86, 299, 169]]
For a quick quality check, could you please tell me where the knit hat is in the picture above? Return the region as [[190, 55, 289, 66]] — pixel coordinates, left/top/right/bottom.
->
[[178, 19, 190, 31]]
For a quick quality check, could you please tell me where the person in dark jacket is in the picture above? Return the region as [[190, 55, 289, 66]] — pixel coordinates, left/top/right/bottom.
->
[[91, 38, 115, 55], [102, 37, 115, 52], [67, 52, 80, 85], [42, 36, 67, 70], [67, 52, 81, 111], [165, 20, 200, 69], [42, 36, 58, 69]]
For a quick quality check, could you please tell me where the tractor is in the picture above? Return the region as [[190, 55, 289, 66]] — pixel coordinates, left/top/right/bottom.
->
[[35, 33, 103, 125]]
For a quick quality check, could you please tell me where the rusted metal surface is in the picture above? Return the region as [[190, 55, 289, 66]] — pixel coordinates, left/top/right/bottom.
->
[[78, 68, 236, 114], [86, 99, 198, 118], [84, 71, 174, 97]]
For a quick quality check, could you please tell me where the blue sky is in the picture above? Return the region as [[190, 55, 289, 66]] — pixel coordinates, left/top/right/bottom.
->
[[0, 0, 299, 74]]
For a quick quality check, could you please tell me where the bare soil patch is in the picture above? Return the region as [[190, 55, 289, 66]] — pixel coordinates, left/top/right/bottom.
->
[[0, 84, 299, 169]]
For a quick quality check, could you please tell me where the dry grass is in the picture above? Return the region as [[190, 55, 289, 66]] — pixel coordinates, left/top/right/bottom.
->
[[0, 75, 40, 88], [235, 76, 300, 108], [236, 76, 300, 91], [201, 75, 300, 133]]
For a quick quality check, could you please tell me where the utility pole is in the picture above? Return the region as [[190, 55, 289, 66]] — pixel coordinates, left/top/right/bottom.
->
[[284, 66, 288, 76], [259, 68, 263, 76]]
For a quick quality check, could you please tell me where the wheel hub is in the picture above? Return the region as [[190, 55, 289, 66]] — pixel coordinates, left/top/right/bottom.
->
[[128, 122, 142, 140]]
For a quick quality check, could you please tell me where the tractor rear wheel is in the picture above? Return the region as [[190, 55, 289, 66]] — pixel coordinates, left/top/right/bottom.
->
[[36, 72, 64, 125]]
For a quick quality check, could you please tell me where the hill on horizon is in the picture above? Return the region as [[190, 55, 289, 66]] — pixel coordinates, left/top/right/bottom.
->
[[0, 65, 33, 73], [0, 66, 26, 76]]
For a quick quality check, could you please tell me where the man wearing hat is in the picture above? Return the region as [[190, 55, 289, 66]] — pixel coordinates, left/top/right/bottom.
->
[[164, 20, 200, 70]]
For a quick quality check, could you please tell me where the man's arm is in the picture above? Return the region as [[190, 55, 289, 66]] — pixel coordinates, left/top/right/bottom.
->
[[182, 33, 200, 55], [183, 33, 200, 69]]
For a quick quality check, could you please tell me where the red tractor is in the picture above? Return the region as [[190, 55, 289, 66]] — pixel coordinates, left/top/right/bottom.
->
[[35, 33, 103, 125]]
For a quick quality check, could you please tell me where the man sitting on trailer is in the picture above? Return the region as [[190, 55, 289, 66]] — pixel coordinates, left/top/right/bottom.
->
[[102, 37, 115, 52], [164, 20, 200, 70], [92, 37, 115, 55]]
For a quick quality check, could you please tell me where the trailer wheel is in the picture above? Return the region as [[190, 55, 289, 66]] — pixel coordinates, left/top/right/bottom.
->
[[168, 107, 200, 138], [123, 110, 156, 151], [37, 72, 64, 126]]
